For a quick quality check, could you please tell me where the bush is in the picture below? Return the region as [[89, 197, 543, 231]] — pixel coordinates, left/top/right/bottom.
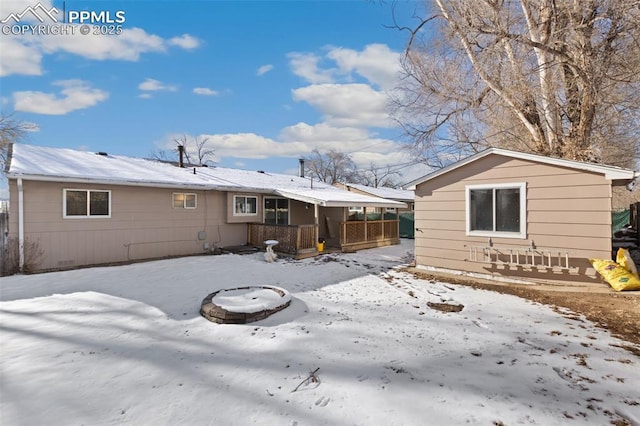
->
[[1, 237, 44, 275]]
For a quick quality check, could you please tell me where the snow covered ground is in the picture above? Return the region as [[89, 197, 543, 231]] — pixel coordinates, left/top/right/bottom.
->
[[1, 240, 638, 425]]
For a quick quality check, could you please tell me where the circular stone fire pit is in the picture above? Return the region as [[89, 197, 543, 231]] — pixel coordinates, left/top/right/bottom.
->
[[200, 286, 292, 324]]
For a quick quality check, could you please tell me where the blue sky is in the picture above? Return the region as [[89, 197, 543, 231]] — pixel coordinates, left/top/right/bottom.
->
[[1, 0, 427, 197]]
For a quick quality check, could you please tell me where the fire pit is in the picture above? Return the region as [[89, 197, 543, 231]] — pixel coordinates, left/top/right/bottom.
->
[[200, 286, 292, 324]]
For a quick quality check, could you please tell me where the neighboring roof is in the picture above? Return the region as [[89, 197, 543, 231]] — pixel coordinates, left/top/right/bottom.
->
[[7, 144, 404, 208], [405, 148, 639, 189], [340, 183, 414, 202]]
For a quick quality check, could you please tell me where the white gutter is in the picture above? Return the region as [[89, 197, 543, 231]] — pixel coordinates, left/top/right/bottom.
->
[[5, 173, 236, 192], [17, 178, 24, 272]]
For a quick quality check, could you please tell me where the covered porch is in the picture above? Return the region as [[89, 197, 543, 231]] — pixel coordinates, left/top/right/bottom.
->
[[247, 204, 403, 258]]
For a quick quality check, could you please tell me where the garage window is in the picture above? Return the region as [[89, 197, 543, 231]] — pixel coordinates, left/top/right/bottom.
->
[[465, 183, 526, 239]]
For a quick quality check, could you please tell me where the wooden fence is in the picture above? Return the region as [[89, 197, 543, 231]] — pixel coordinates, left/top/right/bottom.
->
[[247, 223, 318, 256], [340, 219, 399, 250]]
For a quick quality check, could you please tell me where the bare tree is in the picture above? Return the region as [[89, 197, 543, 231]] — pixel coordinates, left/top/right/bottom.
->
[[304, 149, 363, 184], [391, 0, 640, 168], [1, 114, 35, 171], [360, 163, 402, 188], [151, 134, 216, 166]]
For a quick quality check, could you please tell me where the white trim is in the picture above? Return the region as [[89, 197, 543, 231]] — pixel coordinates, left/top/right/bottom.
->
[[63, 188, 112, 219], [465, 182, 526, 239], [233, 195, 258, 216], [172, 192, 197, 209], [406, 147, 638, 189], [17, 178, 24, 271]]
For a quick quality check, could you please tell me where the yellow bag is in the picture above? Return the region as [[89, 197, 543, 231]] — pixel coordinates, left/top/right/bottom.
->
[[616, 248, 639, 278], [590, 258, 640, 291]]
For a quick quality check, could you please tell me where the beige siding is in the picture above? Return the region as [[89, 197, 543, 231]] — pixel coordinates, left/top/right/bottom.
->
[[414, 154, 613, 284], [9, 180, 247, 271], [289, 200, 315, 225]]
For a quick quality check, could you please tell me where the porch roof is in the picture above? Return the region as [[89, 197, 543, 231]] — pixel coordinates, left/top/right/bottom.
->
[[276, 189, 406, 208]]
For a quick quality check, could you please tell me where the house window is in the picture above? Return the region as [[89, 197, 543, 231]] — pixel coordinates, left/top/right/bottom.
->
[[173, 193, 197, 209], [465, 183, 526, 239], [64, 189, 111, 218], [234, 195, 258, 216], [385, 207, 397, 213], [264, 198, 289, 225], [348, 206, 363, 213]]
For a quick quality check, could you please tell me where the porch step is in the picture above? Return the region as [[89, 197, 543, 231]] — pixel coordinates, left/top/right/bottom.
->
[[219, 245, 260, 255]]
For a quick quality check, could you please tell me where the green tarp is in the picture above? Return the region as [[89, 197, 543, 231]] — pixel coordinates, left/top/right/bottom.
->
[[613, 209, 630, 233], [399, 212, 415, 239]]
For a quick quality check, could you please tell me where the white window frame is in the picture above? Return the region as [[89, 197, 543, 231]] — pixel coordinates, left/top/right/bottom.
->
[[348, 206, 364, 213], [63, 188, 112, 219], [173, 192, 197, 209], [465, 182, 526, 239], [385, 207, 397, 213], [233, 195, 258, 216]]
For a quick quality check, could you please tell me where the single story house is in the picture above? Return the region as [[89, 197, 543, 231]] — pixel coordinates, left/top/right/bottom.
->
[[406, 148, 638, 284], [5, 144, 405, 272], [334, 183, 415, 213]]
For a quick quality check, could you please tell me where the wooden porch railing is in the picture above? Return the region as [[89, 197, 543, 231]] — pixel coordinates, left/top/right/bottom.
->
[[340, 219, 400, 248], [247, 223, 318, 256]]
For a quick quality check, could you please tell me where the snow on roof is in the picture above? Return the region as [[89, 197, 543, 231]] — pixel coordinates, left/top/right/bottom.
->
[[341, 183, 414, 201], [7, 144, 404, 208], [405, 147, 638, 189], [7, 144, 219, 189]]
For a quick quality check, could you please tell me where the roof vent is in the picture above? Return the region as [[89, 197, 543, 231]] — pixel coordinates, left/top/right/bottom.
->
[[257, 170, 265, 174], [96, 152, 108, 156]]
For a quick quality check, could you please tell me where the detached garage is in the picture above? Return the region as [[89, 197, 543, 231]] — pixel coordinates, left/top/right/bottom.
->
[[407, 148, 638, 284]]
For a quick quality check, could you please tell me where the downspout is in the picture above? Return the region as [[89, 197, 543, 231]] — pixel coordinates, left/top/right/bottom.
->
[[17, 178, 24, 271]]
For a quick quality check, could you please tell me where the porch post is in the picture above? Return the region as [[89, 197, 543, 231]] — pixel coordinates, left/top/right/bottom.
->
[[363, 206, 368, 242], [314, 204, 319, 247], [342, 207, 347, 246]]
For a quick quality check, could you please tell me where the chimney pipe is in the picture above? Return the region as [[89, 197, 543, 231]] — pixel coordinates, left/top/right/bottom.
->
[[299, 158, 305, 178], [178, 145, 185, 168]]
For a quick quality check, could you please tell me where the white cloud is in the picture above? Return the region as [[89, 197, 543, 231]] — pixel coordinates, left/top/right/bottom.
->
[[168, 34, 201, 50], [22, 121, 40, 132], [38, 27, 166, 61], [138, 78, 177, 92], [138, 93, 153, 99], [280, 122, 369, 144], [13, 79, 109, 115], [256, 64, 274, 76], [327, 44, 401, 90], [287, 52, 334, 84], [200, 133, 309, 159], [1, 24, 200, 76], [193, 87, 219, 96], [292, 84, 394, 128], [287, 44, 401, 89], [0, 37, 43, 76]]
